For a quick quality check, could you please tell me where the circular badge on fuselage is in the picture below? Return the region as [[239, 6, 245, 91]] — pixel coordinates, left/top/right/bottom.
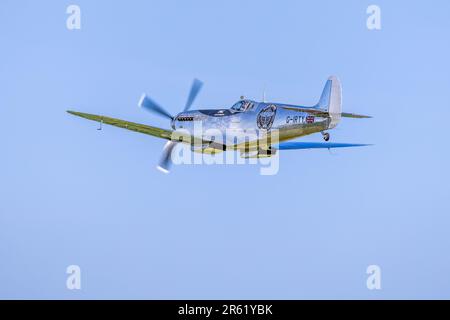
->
[[257, 105, 277, 130]]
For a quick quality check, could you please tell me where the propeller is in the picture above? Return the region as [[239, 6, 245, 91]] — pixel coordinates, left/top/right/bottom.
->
[[184, 79, 203, 112], [138, 94, 173, 120], [138, 79, 203, 173], [157, 141, 178, 174]]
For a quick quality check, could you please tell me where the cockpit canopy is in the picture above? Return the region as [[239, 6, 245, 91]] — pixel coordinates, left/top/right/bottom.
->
[[230, 100, 255, 112]]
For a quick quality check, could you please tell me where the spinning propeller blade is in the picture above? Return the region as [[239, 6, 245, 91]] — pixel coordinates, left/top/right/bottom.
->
[[183, 78, 203, 112], [157, 141, 178, 174], [138, 94, 173, 120]]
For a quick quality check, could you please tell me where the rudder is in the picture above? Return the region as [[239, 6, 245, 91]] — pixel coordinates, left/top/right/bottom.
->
[[316, 76, 342, 129]]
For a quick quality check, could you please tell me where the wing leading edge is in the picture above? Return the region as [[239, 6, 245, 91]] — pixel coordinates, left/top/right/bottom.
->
[[67, 110, 173, 139], [67, 110, 214, 146]]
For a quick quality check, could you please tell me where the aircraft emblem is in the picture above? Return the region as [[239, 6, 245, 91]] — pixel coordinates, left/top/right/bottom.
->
[[257, 105, 277, 130]]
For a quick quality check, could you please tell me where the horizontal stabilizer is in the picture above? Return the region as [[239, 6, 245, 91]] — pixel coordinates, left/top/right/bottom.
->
[[275, 141, 372, 150], [341, 112, 372, 119]]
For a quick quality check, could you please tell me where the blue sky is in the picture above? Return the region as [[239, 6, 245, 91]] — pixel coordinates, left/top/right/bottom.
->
[[1, 0, 449, 299]]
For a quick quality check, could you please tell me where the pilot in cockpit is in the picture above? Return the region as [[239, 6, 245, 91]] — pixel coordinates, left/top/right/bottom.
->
[[231, 100, 252, 112]]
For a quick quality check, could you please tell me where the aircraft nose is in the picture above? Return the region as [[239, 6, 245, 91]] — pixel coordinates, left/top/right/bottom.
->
[[171, 111, 198, 130]]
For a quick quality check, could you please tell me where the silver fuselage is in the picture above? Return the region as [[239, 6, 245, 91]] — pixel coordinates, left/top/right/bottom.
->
[[171, 100, 331, 152]]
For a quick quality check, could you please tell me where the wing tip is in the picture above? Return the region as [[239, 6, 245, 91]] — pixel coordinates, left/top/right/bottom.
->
[[67, 110, 82, 117], [352, 143, 373, 147]]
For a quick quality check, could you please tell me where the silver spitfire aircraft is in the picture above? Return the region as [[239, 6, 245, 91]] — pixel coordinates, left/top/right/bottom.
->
[[68, 76, 371, 173]]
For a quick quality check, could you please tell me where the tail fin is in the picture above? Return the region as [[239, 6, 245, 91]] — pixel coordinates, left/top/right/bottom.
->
[[316, 76, 342, 129]]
